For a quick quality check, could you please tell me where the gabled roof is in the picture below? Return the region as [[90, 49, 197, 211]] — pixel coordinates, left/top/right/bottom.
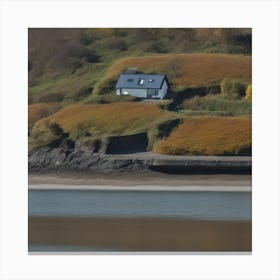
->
[[115, 74, 166, 89]]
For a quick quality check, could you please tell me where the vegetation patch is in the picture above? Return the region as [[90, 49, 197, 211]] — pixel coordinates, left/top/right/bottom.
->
[[28, 29, 252, 155], [183, 94, 251, 115], [155, 117, 251, 156], [30, 120, 69, 148], [104, 53, 251, 91], [148, 118, 182, 150], [29, 103, 59, 124], [28, 103, 61, 135], [245, 84, 252, 101], [31, 102, 177, 148], [28, 29, 251, 106]]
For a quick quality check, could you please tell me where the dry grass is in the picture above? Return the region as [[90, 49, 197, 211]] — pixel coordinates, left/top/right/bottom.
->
[[33, 102, 175, 139], [104, 53, 251, 90], [28, 103, 59, 124], [155, 117, 251, 156]]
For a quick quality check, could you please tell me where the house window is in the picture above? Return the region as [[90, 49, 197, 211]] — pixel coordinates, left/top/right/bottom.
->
[[120, 89, 129, 95], [147, 88, 158, 96]]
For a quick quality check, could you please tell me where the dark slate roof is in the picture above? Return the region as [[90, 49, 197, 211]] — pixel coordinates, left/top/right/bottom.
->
[[115, 74, 166, 89]]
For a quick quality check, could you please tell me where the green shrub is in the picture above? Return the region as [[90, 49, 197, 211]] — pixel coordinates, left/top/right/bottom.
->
[[183, 94, 251, 115], [103, 37, 127, 51], [30, 120, 64, 148], [220, 79, 247, 98], [69, 86, 93, 101], [95, 78, 117, 95], [49, 122, 63, 136], [165, 61, 183, 79], [38, 92, 65, 103], [85, 49, 100, 63]]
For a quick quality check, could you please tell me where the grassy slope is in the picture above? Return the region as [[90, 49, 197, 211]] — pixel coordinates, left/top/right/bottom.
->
[[28, 29, 252, 155], [29, 52, 252, 154], [28, 28, 251, 104], [155, 117, 251, 156], [104, 53, 251, 90], [28, 103, 60, 125], [32, 102, 176, 143]]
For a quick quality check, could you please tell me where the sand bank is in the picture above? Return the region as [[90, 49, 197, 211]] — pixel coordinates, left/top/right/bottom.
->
[[29, 216, 251, 252], [29, 171, 251, 189]]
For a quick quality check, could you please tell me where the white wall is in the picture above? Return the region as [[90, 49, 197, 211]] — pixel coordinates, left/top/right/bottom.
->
[[158, 80, 168, 99], [116, 80, 168, 99], [117, 88, 147, 98]]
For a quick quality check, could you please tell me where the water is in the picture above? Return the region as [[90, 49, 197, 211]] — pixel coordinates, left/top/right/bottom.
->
[[28, 189, 251, 221]]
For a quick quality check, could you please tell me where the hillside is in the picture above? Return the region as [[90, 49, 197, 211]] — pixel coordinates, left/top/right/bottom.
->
[[103, 53, 251, 91], [28, 28, 252, 157], [28, 28, 251, 105], [30, 102, 178, 150]]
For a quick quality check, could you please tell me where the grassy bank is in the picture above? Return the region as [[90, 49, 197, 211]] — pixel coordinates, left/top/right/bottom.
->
[[155, 117, 251, 156], [30, 102, 177, 148], [104, 53, 251, 91]]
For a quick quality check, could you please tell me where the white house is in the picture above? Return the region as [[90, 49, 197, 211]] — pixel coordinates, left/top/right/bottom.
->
[[115, 73, 169, 99]]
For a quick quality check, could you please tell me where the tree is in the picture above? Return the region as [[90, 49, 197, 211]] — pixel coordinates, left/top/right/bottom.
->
[[245, 84, 252, 101]]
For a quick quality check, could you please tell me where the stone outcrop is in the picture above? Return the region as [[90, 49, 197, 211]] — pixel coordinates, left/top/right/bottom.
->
[[28, 146, 252, 174]]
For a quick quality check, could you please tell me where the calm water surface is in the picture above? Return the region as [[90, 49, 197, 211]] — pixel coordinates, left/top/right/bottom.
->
[[28, 189, 251, 220]]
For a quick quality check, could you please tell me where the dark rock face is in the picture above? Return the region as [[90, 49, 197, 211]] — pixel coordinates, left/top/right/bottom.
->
[[28, 147, 150, 173], [28, 147, 100, 172], [106, 132, 148, 154], [28, 145, 252, 174]]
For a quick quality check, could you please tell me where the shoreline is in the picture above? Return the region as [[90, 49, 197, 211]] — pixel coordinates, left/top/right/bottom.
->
[[29, 148, 251, 174], [28, 184, 251, 192], [29, 171, 251, 191]]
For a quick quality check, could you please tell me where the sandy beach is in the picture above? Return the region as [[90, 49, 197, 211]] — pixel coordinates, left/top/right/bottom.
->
[[29, 171, 251, 189]]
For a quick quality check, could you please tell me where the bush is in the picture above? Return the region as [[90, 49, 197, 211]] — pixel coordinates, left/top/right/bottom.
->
[[183, 94, 251, 115], [85, 49, 100, 63], [165, 62, 183, 80], [38, 92, 65, 103], [70, 86, 93, 101], [103, 37, 127, 51], [220, 79, 246, 98], [142, 40, 167, 53], [30, 120, 64, 148], [49, 122, 63, 136], [95, 78, 117, 95], [245, 84, 252, 101]]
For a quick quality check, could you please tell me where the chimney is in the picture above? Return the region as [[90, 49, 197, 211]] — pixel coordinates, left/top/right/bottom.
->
[[125, 67, 138, 74]]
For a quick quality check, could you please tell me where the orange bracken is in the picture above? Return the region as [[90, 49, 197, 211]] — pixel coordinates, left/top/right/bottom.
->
[[105, 53, 251, 89], [155, 117, 251, 155]]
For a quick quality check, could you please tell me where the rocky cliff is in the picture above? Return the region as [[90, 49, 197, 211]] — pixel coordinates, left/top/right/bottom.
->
[[29, 145, 251, 174]]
